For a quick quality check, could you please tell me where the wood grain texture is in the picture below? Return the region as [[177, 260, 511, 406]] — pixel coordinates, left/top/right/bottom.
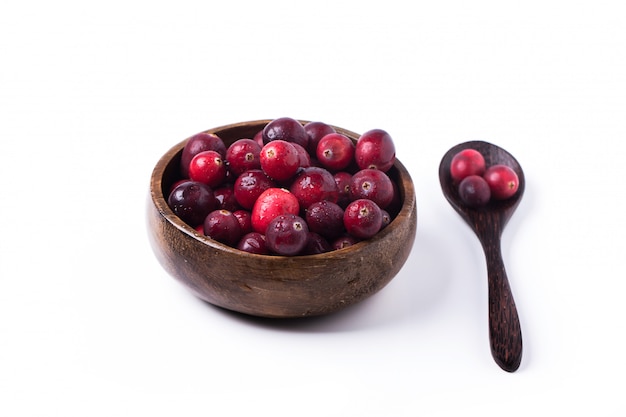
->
[[148, 120, 417, 318], [439, 140, 524, 372]]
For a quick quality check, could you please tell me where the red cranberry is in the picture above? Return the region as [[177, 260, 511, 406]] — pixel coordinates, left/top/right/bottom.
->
[[302, 232, 332, 255], [304, 121, 336, 155], [180, 132, 227, 177], [233, 209, 253, 234], [343, 199, 383, 239], [203, 209, 243, 246], [265, 214, 309, 256], [333, 171, 352, 208], [349, 168, 394, 209], [332, 235, 361, 250], [251, 187, 300, 234], [167, 181, 217, 227], [355, 129, 396, 172], [380, 209, 392, 229], [262, 117, 309, 149], [237, 232, 269, 255], [253, 129, 264, 147], [233, 169, 276, 210], [483, 164, 519, 200], [458, 175, 491, 207], [450, 149, 486, 183], [316, 133, 355, 172], [260, 139, 300, 181], [213, 185, 240, 212], [226, 138, 262, 176], [292, 142, 312, 168], [188, 150, 227, 187], [305, 200, 345, 239], [289, 166, 339, 209]]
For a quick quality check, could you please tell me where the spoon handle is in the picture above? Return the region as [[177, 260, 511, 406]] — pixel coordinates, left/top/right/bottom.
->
[[482, 240, 523, 372]]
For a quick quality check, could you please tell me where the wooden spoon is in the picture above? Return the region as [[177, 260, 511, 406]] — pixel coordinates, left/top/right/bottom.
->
[[439, 141, 525, 372]]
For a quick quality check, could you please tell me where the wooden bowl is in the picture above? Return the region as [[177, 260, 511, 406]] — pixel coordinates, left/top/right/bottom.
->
[[147, 120, 417, 318]]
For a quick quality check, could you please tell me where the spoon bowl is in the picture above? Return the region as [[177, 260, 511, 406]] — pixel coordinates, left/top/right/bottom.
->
[[439, 140, 525, 372]]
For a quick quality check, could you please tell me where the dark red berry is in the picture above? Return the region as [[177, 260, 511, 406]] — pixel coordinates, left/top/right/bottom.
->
[[331, 235, 361, 250], [343, 199, 383, 239], [450, 149, 486, 183], [226, 138, 262, 176], [355, 129, 395, 172], [305, 200, 345, 239], [302, 232, 332, 255], [213, 185, 240, 212], [233, 169, 276, 210], [265, 214, 309, 256], [262, 117, 309, 149], [167, 181, 217, 227], [333, 171, 352, 208], [483, 164, 519, 200], [233, 209, 253, 234], [458, 175, 491, 207], [316, 133, 355, 172], [349, 168, 394, 208], [237, 232, 269, 255], [203, 209, 243, 246], [289, 166, 339, 209], [304, 121, 336, 155]]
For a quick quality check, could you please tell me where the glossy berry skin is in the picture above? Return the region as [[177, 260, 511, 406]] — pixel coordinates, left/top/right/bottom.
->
[[260, 140, 300, 182], [483, 164, 519, 200], [458, 175, 491, 207], [265, 214, 309, 256], [203, 209, 243, 246], [304, 121, 336, 155], [262, 117, 309, 149], [188, 150, 227, 187], [450, 149, 486, 183], [355, 129, 396, 172], [237, 232, 269, 255], [233, 169, 276, 210], [316, 133, 355, 172], [251, 188, 300, 234], [226, 138, 262, 176], [349, 168, 394, 209], [180, 132, 227, 177], [343, 199, 383, 239], [233, 209, 253, 234], [167, 181, 217, 227], [289, 166, 339, 209], [302, 232, 332, 255], [332, 235, 361, 250], [292, 142, 312, 168], [333, 171, 352, 208], [213, 185, 240, 212], [305, 200, 345, 239]]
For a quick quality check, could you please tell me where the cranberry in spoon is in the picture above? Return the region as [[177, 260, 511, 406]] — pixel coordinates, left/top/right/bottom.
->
[[439, 140, 525, 372]]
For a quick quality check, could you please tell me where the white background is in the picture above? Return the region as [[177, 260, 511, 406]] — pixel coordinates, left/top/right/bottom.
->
[[1, 1, 624, 415]]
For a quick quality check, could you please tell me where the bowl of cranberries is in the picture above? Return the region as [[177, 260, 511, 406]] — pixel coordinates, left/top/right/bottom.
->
[[147, 118, 417, 318]]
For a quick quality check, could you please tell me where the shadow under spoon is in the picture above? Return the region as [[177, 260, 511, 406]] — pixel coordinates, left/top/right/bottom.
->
[[439, 140, 525, 372]]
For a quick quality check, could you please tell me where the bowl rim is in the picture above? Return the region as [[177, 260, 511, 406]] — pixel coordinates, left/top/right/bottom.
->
[[149, 119, 416, 260]]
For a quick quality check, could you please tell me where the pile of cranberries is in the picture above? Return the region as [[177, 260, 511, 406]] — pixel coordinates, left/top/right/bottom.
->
[[167, 117, 401, 256], [449, 148, 519, 207]]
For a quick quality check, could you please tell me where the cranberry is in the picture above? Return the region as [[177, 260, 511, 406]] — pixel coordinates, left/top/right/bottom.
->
[[233, 209, 253, 234], [305, 200, 345, 239], [333, 171, 352, 208], [265, 214, 309, 256], [253, 129, 264, 147], [180, 132, 227, 177], [226, 138, 262, 176], [349, 168, 394, 209], [332, 235, 360, 250], [483, 164, 519, 200], [203, 209, 243, 246], [167, 181, 217, 227], [233, 169, 276, 210], [380, 209, 392, 229], [292, 142, 312, 168], [316, 133, 355, 172], [260, 139, 300, 182], [289, 166, 339, 209], [262, 117, 309, 149], [237, 232, 269, 255], [188, 150, 227, 187], [355, 129, 395, 172], [213, 185, 240, 212], [251, 187, 300, 234], [450, 149, 486, 183], [304, 121, 336, 155], [343, 199, 383, 239], [458, 175, 491, 207], [302, 232, 332, 255]]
